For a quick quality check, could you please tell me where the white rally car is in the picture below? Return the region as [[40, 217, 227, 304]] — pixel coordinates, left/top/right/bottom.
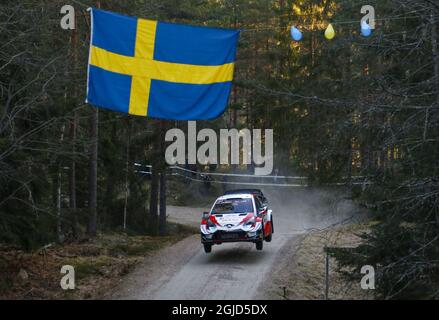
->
[[200, 193, 273, 253]]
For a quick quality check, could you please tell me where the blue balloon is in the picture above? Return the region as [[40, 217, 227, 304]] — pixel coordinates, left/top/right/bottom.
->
[[290, 26, 303, 41], [361, 21, 372, 37]]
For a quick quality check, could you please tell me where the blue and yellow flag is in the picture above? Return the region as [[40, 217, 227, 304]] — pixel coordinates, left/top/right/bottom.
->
[[86, 9, 240, 120]]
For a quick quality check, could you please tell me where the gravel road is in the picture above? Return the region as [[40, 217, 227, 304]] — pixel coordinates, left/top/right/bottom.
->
[[110, 187, 364, 300]]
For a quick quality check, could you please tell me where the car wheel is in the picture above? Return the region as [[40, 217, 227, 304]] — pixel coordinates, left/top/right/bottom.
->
[[265, 233, 272, 242], [203, 244, 212, 253], [265, 221, 273, 242], [256, 240, 263, 250]]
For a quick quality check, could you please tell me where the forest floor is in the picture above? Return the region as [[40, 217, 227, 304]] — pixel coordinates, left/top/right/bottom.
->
[[0, 223, 196, 299]]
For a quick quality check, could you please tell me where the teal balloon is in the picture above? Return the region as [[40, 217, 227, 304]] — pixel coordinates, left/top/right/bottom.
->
[[290, 26, 302, 41], [361, 21, 372, 37]]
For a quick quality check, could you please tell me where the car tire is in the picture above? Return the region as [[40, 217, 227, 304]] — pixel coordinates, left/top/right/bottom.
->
[[204, 244, 212, 253], [256, 240, 263, 250]]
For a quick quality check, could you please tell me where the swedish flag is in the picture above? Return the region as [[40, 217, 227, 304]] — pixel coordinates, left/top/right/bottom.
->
[[86, 8, 240, 120]]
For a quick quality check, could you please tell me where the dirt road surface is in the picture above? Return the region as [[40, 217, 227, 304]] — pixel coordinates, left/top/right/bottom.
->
[[110, 187, 365, 300]]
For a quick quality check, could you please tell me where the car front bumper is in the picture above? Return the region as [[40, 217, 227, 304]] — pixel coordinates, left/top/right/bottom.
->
[[201, 228, 263, 244]]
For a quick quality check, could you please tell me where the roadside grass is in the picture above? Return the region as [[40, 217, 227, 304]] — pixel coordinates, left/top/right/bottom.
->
[[0, 222, 197, 300], [264, 222, 375, 300]]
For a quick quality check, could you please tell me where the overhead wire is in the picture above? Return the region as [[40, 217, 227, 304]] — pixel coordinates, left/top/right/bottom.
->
[[68, 2, 436, 34]]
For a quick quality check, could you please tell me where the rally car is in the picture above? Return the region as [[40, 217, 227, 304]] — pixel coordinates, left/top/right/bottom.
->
[[200, 193, 274, 253]]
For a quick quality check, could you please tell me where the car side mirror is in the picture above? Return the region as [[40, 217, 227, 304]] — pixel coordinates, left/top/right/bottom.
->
[[202, 211, 210, 219], [258, 207, 267, 216]]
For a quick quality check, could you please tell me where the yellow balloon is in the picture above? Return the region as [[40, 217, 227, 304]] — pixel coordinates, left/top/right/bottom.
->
[[324, 23, 335, 40]]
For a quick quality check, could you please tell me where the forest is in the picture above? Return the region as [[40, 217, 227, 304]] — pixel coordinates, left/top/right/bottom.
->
[[1, 0, 439, 299]]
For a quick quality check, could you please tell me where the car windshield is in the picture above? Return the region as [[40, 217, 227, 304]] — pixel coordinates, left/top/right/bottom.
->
[[211, 198, 253, 214]]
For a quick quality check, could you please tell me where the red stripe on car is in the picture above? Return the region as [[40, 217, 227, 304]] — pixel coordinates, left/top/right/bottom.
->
[[239, 213, 254, 225]]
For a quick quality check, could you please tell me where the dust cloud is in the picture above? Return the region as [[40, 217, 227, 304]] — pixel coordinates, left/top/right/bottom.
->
[[261, 186, 369, 235]]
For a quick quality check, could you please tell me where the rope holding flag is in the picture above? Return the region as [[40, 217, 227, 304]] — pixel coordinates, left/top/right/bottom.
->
[[86, 8, 240, 120]]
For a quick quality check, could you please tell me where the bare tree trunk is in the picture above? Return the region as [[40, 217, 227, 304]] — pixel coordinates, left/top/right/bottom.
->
[[57, 169, 62, 242], [425, 12, 439, 140], [158, 119, 167, 236], [123, 119, 131, 231], [344, 23, 353, 180], [57, 124, 66, 243], [231, 5, 238, 174], [87, 107, 98, 237], [431, 11, 439, 166], [69, 10, 78, 238], [149, 164, 159, 235], [159, 171, 167, 236], [148, 120, 161, 235], [87, 1, 100, 237], [69, 116, 78, 236]]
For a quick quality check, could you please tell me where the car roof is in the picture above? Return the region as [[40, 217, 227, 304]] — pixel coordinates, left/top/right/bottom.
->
[[224, 189, 263, 195], [217, 193, 254, 201]]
